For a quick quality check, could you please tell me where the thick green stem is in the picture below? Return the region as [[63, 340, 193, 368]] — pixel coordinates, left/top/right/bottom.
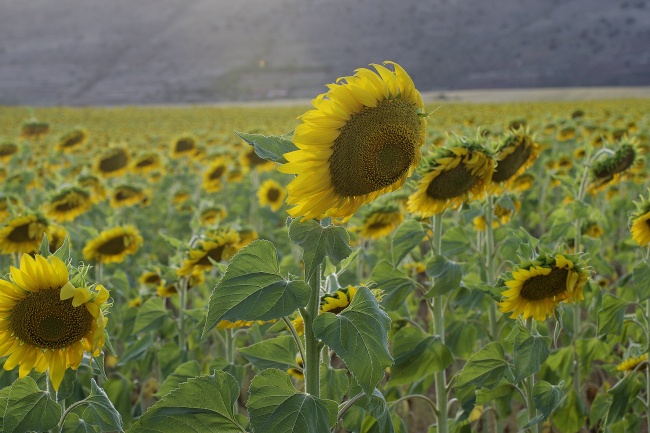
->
[[225, 328, 235, 364], [485, 195, 498, 340], [525, 319, 538, 433], [302, 265, 321, 397], [646, 299, 650, 432], [431, 213, 448, 433], [178, 278, 188, 362]]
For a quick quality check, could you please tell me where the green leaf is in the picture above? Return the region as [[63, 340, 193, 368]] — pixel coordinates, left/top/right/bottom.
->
[[475, 382, 515, 405], [513, 326, 551, 382], [80, 380, 123, 432], [441, 226, 470, 256], [238, 335, 300, 371], [53, 236, 71, 262], [605, 373, 642, 426], [247, 369, 338, 433], [351, 389, 394, 433], [39, 234, 50, 256], [319, 366, 349, 403], [589, 392, 609, 429], [370, 261, 416, 311], [597, 294, 628, 338], [61, 413, 100, 433], [127, 372, 244, 433], [424, 255, 462, 298], [527, 381, 563, 426], [633, 262, 650, 300], [155, 361, 202, 398], [288, 219, 351, 282], [1, 376, 62, 433], [391, 220, 426, 266], [551, 389, 585, 433], [313, 287, 393, 394], [235, 131, 298, 164], [133, 296, 170, 334], [117, 333, 153, 365], [388, 327, 453, 386], [203, 240, 311, 336], [455, 342, 507, 390]]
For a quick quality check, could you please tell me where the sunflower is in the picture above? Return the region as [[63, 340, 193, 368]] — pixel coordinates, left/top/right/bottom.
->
[[177, 228, 241, 276], [157, 269, 205, 297], [0, 195, 21, 222], [55, 129, 87, 154], [47, 224, 68, 254], [287, 355, 304, 381], [241, 148, 275, 173], [0, 254, 108, 391], [0, 214, 48, 254], [20, 120, 49, 140], [582, 221, 604, 238], [83, 226, 143, 264], [498, 253, 588, 321], [257, 179, 286, 212], [77, 175, 107, 204], [237, 227, 258, 248], [171, 136, 197, 158], [358, 203, 403, 240], [199, 206, 227, 226], [109, 185, 149, 209], [44, 187, 93, 222], [95, 147, 130, 178], [589, 138, 642, 193], [630, 194, 650, 247], [132, 153, 162, 174], [279, 62, 426, 221], [128, 297, 142, 308], [0, 142, 18, 162], [202, 157, 228, 193], [216, 319, 269, 330], [138, 271, 164, 288], [490, 129, 539, 193], [616, 354, 648, 373], [407, 140, 495, 217], [473, 199, 521, 231], [557, 125, 577, 142]]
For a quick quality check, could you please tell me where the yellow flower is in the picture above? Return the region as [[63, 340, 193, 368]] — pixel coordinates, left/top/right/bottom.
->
[[132, 153, 162, 174], [490, 129, 539, 193], [109, 185, 149, 209], [199, 206, 227, 226], [0, 142, 18, 162], [171, 136, 198, 158], [83, 226, 143, 264], [258, 179, 287, 212], [498, 254, 587, 321], [202, 157, 229, 193], [279, 62, 426, 221], [77, 175, 107, 204], [0, 254, 109, 391], [44, 187, 93, 222], [177, 228, 241, 276], [95, 147, 130, 178], [616, 354, 648, 373], [358, 204, 404, 240], [0, 214, 48, 254], [55, 129, 87, 154], [631, 194, 650, 247]]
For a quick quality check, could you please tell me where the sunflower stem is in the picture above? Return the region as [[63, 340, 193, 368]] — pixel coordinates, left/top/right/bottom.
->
[[524, 318, 538, 433], [485, 195, 498, 340], [303, 263, 321, 397], [646, 299, 650, 432], [225, 328, 235, 364], [431, 213, 448, 433], [178, 277, 188, 362], [249, 168, 260, 233]]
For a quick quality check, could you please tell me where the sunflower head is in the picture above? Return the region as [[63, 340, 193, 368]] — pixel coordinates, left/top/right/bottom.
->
[[171, 135, 198, 158], [0, 213, 49, 254], [407, 137, 495, 218], [498, 253, 588, 322], [96, 147, 130, 178], [177, 228, 241, 276], [202, 157, 229, 193], [0, 254, 109, 391], [199, 205, 227, 226], [55, 129, 87, 153], [0, 142, 19, 162], [616, 354, 648, 373], [630, 192, 650, 247], [258, 179, 287, 212], [77, 175, 108, 204], [490, 128, 539, 193], [132, 153, 162, 174], [279, 61, 426, 221], [20, 120, 50, 139], [82, 226, 143, 264], [110, 185, 149, 209], [589, 137, 643, 194], [44, 187, 93, 222], [357, 202, 404, 240]]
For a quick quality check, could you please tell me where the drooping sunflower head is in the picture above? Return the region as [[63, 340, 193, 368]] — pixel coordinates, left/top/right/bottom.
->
[[138, 270, 164, 288], [630, 193, 650, 247], [177, 228, 241, 276], [82, 226, 143, 264], [109, 185, 149, 209], [77, 175, 107, 204], [20, 120, 50, 140], [0, 142, 19, 162], [199, 205, 227, 227], [132, 153, 162, 174], [0, 254, 109, 390], [358, 202, 404, 240], [0, 213, 49, 254], [407, 138, 495, 218], [589, 137, 643, 194], [258, 179, 287, 212], [202, 157, 229, 193], [55, 129, 87, 154], [279, 62, 426, 221], [498, 253, 588, 322], [490, 128, 539, 193], [44, 186, 93, 222], [171, 135, 198, 158], [95, 147, 130, 178], [616, 354, 648, 374]]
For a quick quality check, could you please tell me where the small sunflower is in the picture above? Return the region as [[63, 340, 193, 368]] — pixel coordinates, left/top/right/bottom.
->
[[132, 153, 162, 174], [55, 129, 87, 154], [557, 125, 577, 142], [473, 199, 521, 231], [498, 253, 588, 321], [589, 138, 643, 193], [109, 185, 149, 209], [0, 214, 49, 254], [44, 187, 93, 222], [83, 226, 143, 264], [407, 139, 495, 217], [616, 354, 648, 373], [177, 228, 241, 276], [287, 355, 304, 381], [216, 319, 269, 330], [202, 157, 228, 193], [199, 206, 227, 226], [0, 142, 19, 162], [582, 221, 604, 238], [257, 179, 287, 212], [0, 254, 109, 391], [171, 136, 197, 158], [279, 62, 426, 221], [128, 297, 142, 308], [630, 193, 650, 247], [77, 175, 107, 204], [358, 203, 404, 240], [95, 147, 130, 178], [237, 227, 258, 248], [490, 129, 539, 193], [20, 120, 49, 140], [157, 270, 205, 297], [138, 270, 164, 288]]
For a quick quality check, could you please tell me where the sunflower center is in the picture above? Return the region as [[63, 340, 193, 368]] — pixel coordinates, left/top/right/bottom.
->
[[145, 274, 161, 284], [197, 246, 226, 266], [62, 132, 84, 148], [136, 157, 156, 168], [96, 235, 127, 255], [520, 267, 569, 301], [209, 166, 226, 180], [8, 223, 34, 242], [10, 288, 93, 349], [426, 163, 479, 200], [0, 144, 17, 156], [116, 189, 138, 201], [99, 151, 128, 173], [329, 99, 421, 197], [175, 139, 194, 153], [267, 188, 281, 202], [492, 139, 532, 182]]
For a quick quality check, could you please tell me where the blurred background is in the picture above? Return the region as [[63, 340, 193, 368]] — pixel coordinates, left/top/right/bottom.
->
[[1, 0, 649, 105]]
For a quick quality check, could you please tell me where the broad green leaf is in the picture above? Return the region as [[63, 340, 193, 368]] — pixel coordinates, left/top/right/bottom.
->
[[238, 335, 300, 371], [1, 376, 62, 433], [605, 373, 642, 426], [391, 220, 426, 266], [288, 219, 351, 282], [526, 381, 563, 427], [319, 366, 349, 403], [551, 389, 585, 433], [80, 380, 123, 432], [589, 392, 609, 429], [235, 131, 298, 164], [203, 240, 311, 336], [313, 287, 393, 394], [127, 372, 244, 433], [133, 296, 170, 334], [370, 261, 416, 311], [633, 262, 650, 300], [155, 361, 202, 398], [388, 327, 453, 386], [247, 369, 337, 433], [61, 413, 100, 433], [351, 389, 394, 433], [39, 234, 50, 256], [53, 236, 71, 262], [455, 342, 507, 390], [117, 333, 153, 365], [513, 327, 550, 382], [597, 294, 628, 338], [424, 255, 462, 298], [475, 382, 515, 405], [441, 226, 470, 256]]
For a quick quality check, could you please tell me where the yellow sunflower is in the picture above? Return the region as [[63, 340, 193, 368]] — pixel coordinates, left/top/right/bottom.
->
[[138, 271, 164, 288], [55, 129, 87, 154], [199, 206, 227, 226], [473, 199, 521, 231], [0, 142, 18, 163], [237, 227, 258, 248], [582, 221, 604, 238], [0, 195, 21, 223], [20, 120, 49, 140], [498, 254, 588, 321], [82, 226, 143, 264], [358, 203, 404, 240], [490, 129, 539, 193], [616, 354, 648, 373], [44, 187, 93, 222], [177, 228, 241, 276], [202, 157, 229, 193], [132, 153, 162, 174], [258, 179, 287, 212], [287, 355, 304, 381], [278, 62, 426, 221], [157, 269, 205, 297], [407, 140, 495, 217], [0, 214, 49, 254], [631, 194, 650, 247], [77, 175, 107, 204], [589, 138, 643, 194], [171, 136, 198, 159], [0, 254, 109, 391], [109, 185, 149, 209], [95, 147, 130, 178]]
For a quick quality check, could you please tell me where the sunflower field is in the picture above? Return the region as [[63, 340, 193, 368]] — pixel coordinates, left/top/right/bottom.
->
[[0, 63, 649, 433]]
